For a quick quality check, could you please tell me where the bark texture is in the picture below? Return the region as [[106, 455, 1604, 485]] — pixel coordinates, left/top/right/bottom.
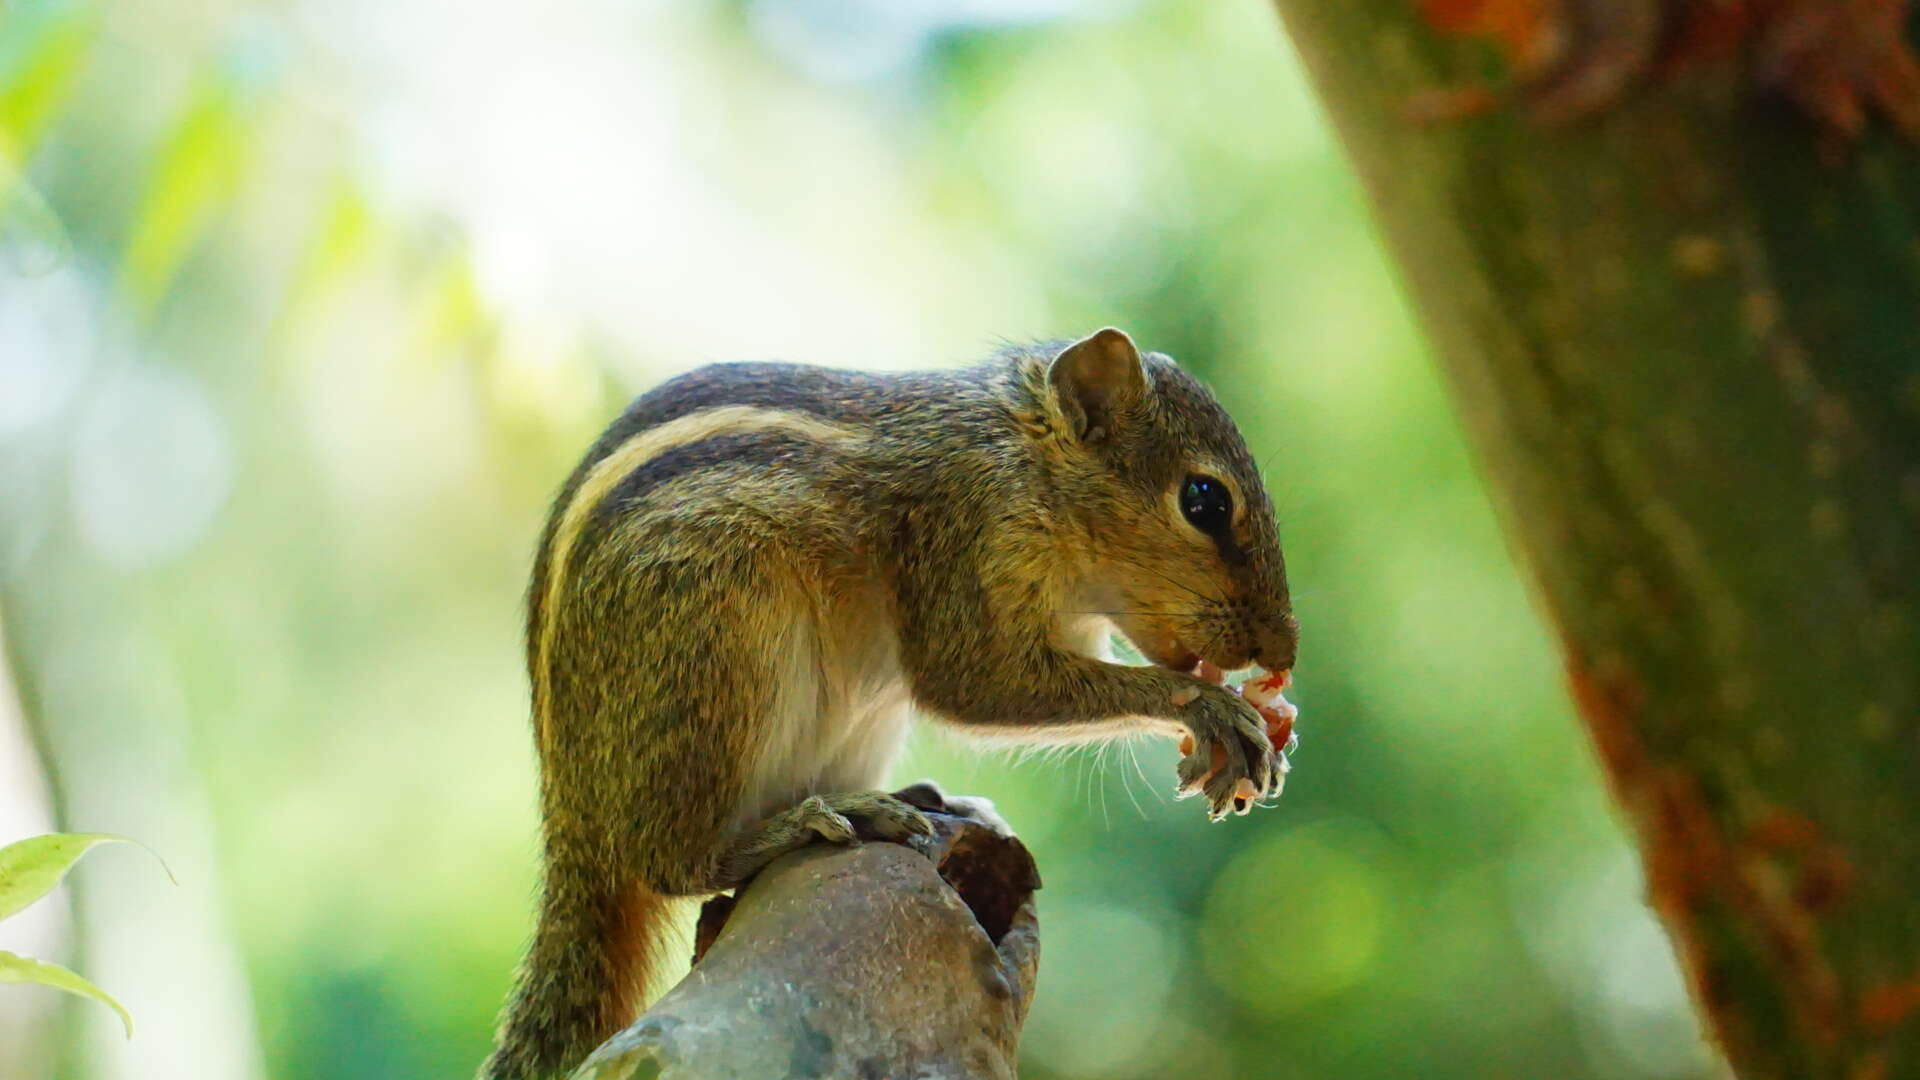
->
[[572, 811, 1041, 1080], [1269, 4, 1920, 1079]]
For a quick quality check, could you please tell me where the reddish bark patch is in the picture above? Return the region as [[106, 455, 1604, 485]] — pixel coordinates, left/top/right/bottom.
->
[[1661, 2, 1761, 73], [1644, 770, 1734, 919], [1417, 0, 1554, 68], [1859, 978, 1920, 1033], [1561, 652, 1852, 1055], [1564, 656, 1721, 948], [1749, 0, 1920, 140], [1747, 808, 1825, 851], [1564, 653, 1649, 784], [1745, 809, 1858, 912], [1791, 851, 1857, 913], [1411, 0, 1920, 139]]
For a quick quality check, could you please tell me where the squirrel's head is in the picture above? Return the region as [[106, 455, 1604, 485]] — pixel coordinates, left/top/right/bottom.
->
[[1041, 328, 1297, 675]]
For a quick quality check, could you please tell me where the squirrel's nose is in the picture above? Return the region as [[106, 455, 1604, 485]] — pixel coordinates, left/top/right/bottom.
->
[[1250, 614, 1298, 672]]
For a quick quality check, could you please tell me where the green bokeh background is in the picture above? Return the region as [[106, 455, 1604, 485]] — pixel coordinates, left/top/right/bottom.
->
[[0, 1, 1719, 1077]]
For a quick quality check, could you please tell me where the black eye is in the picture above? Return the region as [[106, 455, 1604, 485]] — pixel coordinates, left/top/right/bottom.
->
[[1180, 475, 1233, 534]]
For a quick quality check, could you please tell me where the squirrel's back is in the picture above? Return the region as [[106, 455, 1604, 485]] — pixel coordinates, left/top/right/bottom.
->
[[525, 356, 1042, 684]]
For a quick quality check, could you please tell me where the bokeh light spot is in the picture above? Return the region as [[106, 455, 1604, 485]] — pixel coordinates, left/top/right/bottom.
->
[[0, 266, 94, 434], [70, 363, 233, 567], [1202, 817, 1392, 1014], [1024, 898, 1186, 1078]]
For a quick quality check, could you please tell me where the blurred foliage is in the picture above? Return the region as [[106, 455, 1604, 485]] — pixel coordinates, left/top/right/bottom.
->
[[0, 834, 146, 1037], [0, 0, 1719, 1078]]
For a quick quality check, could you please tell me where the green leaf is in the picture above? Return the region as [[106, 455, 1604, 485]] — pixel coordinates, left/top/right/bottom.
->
[[120, 77, 252, 313], [0, 950, 132, 1037], [0, 8, 99, 154], [0, 833, 136, 922]]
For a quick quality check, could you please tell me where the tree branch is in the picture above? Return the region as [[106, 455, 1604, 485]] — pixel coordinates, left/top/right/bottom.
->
[[572, 810, 1041, 1080]]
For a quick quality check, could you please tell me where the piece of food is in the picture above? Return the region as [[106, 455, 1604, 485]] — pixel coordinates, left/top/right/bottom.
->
[[1241, 667, 1291, 704], [1242, 669, 1299, 758], [1175, 664, 1301, 816]]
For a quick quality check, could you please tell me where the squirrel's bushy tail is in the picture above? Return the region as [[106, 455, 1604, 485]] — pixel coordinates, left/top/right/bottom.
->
[[480, 853, 670, 1080]]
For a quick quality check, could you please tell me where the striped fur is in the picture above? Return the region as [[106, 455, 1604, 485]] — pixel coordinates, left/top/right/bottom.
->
[[531, 405, 865, 749], [484, 337, 1299, 1079]]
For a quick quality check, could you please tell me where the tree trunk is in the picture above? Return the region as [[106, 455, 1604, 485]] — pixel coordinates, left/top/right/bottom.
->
[[572, 809, 1041, 1080], [1266, 5, 1920, 1079]]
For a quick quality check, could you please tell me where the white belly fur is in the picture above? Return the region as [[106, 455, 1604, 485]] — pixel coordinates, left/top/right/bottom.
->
[[734, 591, 914, 828]]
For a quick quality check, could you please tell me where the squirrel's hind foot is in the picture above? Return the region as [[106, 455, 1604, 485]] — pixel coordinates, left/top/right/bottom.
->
[[712, 791, 935, 889]]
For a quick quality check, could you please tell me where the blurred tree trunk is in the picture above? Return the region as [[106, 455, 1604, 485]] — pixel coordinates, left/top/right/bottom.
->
[[1266, 4, 1920, 1079]]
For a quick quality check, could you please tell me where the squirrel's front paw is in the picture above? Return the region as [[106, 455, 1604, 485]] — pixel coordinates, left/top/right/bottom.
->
[[1175, 687, 1277, 821]]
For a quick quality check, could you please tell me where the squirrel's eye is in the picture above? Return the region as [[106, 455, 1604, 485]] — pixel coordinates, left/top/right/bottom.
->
[[1179, 475, 1233, 534]]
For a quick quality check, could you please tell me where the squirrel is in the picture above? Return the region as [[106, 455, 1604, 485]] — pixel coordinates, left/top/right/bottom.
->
[[479, 328, 1299, 1080]]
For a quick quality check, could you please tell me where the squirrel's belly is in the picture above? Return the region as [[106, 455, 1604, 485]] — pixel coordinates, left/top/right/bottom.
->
[[733, 595, 913, 826]]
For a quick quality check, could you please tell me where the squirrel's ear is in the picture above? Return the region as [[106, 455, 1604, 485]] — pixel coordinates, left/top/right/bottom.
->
[[1049, 327, 1145, 442]]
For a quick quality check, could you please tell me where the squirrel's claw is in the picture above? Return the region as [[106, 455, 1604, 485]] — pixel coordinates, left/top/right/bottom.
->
[[1175, 737, 1219, 799]]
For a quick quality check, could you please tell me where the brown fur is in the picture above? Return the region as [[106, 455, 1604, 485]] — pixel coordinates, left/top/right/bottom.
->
[[480, 330, 1297, 1079]]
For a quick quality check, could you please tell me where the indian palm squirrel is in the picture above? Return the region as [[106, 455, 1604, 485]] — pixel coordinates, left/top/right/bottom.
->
[[481, 328, 1299, 1079]]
